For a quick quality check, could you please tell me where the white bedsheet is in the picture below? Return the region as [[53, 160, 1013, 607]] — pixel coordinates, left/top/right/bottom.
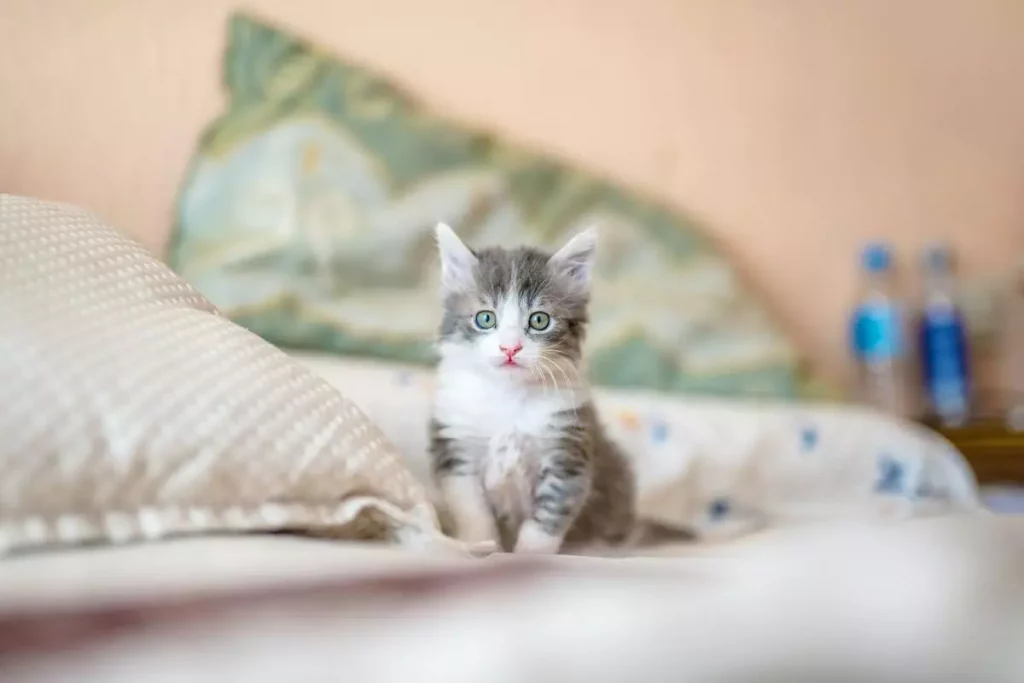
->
[[3, 516, 1023, 682], [292, 353, 980, 540]]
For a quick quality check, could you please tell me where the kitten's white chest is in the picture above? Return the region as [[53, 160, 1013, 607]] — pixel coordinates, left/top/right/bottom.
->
[[434, 368, 580, 511], [434, 369, 576, 441]]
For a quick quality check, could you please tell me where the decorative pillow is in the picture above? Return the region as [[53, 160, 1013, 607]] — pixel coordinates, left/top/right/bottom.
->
[[0, 194, 442, 557], [170, 12, 823, 400]]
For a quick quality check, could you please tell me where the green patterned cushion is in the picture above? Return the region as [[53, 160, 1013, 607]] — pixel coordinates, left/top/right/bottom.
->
[[170, 13, 821, 399]]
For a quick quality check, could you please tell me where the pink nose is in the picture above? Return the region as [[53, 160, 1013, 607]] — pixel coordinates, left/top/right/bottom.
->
[[499, 343, 523, 358]]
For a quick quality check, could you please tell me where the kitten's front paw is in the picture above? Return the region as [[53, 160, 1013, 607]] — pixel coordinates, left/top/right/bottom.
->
[[513, 521, 563, 555], [455, 519, 499, 549], [467, 539, 500, 557]]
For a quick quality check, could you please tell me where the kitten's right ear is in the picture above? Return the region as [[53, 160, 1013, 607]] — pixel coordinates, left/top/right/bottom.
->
[[550, 226, 598, 288], [435, 222, 477, 292]]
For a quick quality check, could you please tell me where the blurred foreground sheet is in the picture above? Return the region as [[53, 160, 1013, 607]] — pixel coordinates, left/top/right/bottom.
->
[[1, 514, 1023, 683]]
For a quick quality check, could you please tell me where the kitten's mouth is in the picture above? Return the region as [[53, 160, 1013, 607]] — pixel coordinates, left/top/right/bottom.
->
[[500, 358, 524, 369]]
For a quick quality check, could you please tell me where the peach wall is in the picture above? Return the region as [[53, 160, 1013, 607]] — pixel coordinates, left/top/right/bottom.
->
[[2, 0, 1023, 387]]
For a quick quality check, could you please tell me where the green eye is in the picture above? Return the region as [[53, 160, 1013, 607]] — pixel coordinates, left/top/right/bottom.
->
[[528, 311, 551, 331], [474, 310, 497, 329]]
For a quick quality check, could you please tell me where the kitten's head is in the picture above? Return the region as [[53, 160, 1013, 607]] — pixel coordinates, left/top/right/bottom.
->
[[434, 223, 596, 386]]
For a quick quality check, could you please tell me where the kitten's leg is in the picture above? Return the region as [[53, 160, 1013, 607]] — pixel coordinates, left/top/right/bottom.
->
[[440, 474, 498, 547], [515, 451, 591, 554], [430, 427, 498, 548]]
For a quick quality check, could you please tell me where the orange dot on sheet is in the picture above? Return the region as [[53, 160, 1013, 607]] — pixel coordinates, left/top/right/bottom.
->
[[619, 411, 640, 430]]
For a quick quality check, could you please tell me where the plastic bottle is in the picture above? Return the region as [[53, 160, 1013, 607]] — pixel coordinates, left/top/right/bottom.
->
[[917, 243, 971, 427], [849, 243, 911, 416]]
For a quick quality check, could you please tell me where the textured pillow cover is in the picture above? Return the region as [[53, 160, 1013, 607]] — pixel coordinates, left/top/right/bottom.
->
[[0, 194, 441, 556], [171, 13, 826, 400]]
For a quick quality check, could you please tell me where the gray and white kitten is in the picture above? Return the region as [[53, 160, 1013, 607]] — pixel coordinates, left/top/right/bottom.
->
[[428, 223, 638, 554]]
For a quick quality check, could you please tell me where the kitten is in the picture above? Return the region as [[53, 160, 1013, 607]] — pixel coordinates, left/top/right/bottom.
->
[[428, 223, 639, 554]]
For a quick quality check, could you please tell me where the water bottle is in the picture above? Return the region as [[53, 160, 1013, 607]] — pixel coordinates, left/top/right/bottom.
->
[[918, 243, 971, 427], [850, 243, 911, 416]]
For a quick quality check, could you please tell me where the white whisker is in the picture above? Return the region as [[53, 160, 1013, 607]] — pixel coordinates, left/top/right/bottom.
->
[[543, 350, 584, 381], [535, 361, 557, 397], [538, 356, 581, 426]]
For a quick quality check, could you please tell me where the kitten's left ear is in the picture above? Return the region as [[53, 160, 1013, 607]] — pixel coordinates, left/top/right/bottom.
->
[[435, 222, 478, 292], [550, 227, 598, 287]]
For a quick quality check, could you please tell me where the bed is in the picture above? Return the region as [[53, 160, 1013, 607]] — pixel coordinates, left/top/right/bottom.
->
[[3, 193, 1024, 681]]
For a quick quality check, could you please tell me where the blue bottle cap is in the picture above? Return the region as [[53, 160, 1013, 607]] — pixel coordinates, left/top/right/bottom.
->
[[861, 242, 893, 273]]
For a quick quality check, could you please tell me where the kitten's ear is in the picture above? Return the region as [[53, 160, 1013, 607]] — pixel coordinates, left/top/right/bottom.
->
[[550, 227, 598, 287], [435, 222, 477, 292]]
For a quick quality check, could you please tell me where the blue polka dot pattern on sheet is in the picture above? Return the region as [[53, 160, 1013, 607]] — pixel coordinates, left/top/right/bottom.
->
[[650, 418, 669, 444], [874, 454, 906, 495], [800, 425, 819, 452], [708, 497, 731, 520], [915, 478, 947, 501]]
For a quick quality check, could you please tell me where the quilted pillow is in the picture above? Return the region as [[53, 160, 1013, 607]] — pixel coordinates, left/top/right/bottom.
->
[[0, 194, 441, 556], [170, 12, 823, 400]]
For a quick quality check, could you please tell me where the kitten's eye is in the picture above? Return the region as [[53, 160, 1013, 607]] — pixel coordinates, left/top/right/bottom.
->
[[474, 310, 497, 330], [528, 311, 551, 331]]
